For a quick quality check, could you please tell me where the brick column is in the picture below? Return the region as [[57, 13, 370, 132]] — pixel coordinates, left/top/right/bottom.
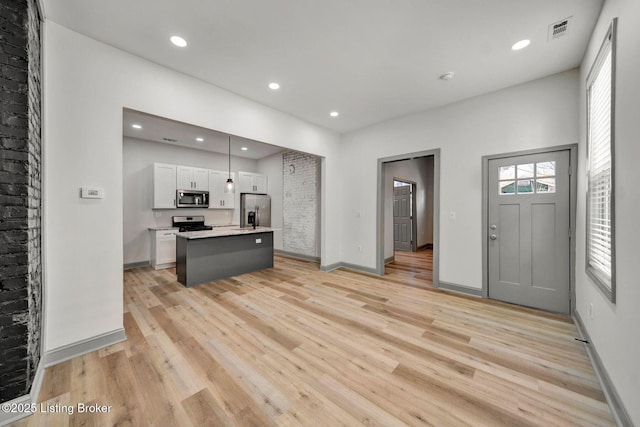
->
[[0, 0, 43, 402], [282, 151, 320, 257]]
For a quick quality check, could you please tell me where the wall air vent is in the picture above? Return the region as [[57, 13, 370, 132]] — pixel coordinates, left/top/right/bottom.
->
[[162, 137, 178, 142], [548, 17, 572, 41]]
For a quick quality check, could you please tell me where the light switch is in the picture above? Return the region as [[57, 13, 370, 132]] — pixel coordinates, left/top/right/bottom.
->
[[449, 211, 456, 220], [256, 238, 262, 244]]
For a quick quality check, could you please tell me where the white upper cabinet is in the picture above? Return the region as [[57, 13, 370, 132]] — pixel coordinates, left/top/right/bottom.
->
[[238, 171, 268, 194], [177, 166, 209, 191], [254, 174, 268, 193], [193, 168, 209, 190], [176, 166, 192, 189], [153, 163, 264, 210], [153, 163, 177, 209], [209, 170, 235, 209]]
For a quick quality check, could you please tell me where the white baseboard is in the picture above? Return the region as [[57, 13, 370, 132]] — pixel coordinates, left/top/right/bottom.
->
[[43, 328, 127, 367], [0, 361, 45, 427]]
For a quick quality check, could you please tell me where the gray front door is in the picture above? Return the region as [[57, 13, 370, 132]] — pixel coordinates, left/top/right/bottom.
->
[[488, 150, 571, 313], [394, 185, 412, 251]]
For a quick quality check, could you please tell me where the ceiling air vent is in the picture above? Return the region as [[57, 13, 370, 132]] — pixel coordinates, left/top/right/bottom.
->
[[548, 17, 572, 41], [162, 137, 178, 142]]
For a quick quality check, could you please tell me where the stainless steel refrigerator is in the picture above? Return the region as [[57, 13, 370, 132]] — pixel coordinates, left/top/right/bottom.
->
[[240, 193, 271, 228]]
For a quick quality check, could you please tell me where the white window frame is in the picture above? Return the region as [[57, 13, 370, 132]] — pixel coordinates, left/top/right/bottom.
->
[[585, 19, 617, 303]]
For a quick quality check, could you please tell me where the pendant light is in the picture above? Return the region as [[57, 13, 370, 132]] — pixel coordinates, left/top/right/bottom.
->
[[225, 135, 235, 194]]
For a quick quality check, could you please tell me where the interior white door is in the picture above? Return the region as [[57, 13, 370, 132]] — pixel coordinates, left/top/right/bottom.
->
[[393, 185, 412, 251], [488, 150, 571, 313]]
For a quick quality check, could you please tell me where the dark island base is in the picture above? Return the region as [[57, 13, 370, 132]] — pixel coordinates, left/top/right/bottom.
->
[[176, 231, 274, 287]]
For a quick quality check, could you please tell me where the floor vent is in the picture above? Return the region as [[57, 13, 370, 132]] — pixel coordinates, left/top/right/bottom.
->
[[548, 17, 572, 41]]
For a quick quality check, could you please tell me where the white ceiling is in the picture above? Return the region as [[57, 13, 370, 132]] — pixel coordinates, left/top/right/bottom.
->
[[44, 0, 603, 133], [123, 109, 284, 159]]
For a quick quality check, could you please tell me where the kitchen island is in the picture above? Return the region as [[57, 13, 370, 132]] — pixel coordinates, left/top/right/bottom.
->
[[175, 227, 274, 287]]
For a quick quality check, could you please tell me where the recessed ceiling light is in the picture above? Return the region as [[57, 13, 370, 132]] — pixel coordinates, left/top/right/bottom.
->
[[511, 39, 530, 50], [241, 147, 248, 151], [170, 35, 187, 47], [196, 137, 204, 142], [330, 111, 339, 117], [131, 124, 142, 129], [268, 82, 280, 90]]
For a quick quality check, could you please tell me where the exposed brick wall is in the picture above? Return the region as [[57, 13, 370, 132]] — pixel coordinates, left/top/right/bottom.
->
[[282, 151, 320, 257], [0, 0, 42, 402]]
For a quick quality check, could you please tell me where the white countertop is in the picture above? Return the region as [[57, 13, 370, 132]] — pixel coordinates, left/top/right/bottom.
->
[[176, 226, 273, 240], [148, 224, 238, 231]]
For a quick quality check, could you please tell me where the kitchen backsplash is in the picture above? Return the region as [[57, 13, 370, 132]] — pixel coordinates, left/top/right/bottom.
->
[[150, 208, 235, 228]]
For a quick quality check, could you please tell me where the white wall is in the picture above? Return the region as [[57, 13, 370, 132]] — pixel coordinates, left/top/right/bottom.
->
[[340, 69, 579, 287], [576, 0, 640, 423], [123, 137, 258, 265], [257, 152, 284, 250], [43, 21, 341, 351], [383, 157, 434, 258]]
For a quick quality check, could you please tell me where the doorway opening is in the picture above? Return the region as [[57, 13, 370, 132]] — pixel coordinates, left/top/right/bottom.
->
[[393, 178, 416, 252], [377, 149, 440, 289]]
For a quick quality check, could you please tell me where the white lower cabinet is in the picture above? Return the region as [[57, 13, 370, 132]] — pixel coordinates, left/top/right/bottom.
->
[[150, 229, 178, 269]]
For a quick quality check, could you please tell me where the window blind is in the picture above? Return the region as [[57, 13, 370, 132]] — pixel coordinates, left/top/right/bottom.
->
[[586, 31, 613, 291]]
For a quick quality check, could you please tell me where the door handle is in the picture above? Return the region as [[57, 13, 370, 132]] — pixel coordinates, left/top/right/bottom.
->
[[490, 234, 497, 240]]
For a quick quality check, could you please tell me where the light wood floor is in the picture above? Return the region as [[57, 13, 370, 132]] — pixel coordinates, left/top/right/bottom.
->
[[14, 255, 614, 426], [385, 249, 433, 289]]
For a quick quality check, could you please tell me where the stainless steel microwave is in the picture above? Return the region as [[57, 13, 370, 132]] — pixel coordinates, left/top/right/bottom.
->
[[176, 190, 209, 208]]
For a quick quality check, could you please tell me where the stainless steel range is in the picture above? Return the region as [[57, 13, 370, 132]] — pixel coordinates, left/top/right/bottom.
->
[[172, 215, 213, 232]]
